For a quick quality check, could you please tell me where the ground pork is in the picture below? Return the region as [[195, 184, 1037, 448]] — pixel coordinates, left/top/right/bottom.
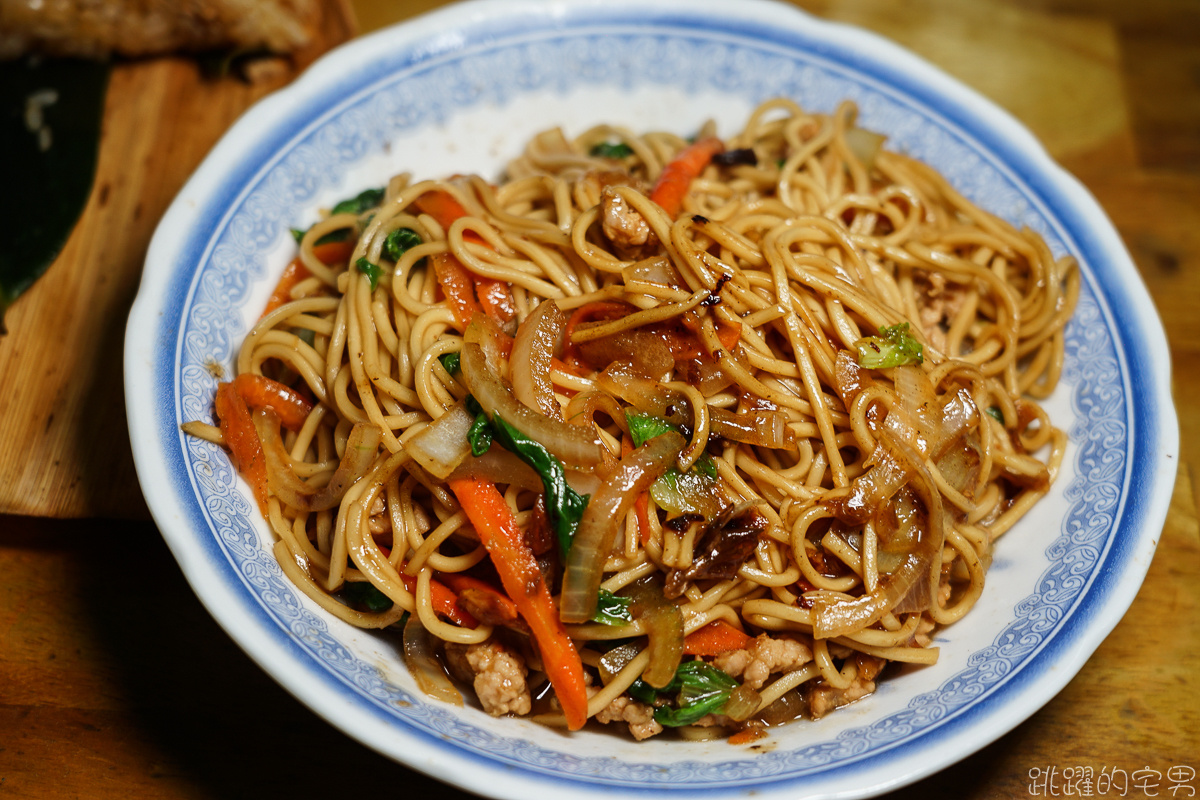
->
[[595, 694, 663, 741], [713, 634, 813, 690], [808, 655, 886, 719], [444, 641, 531, 718], [915, 270, 967, 353], [600, 185, 656, 257]]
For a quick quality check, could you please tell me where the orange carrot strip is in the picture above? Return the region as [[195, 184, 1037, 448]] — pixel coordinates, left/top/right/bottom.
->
[[475, 276, 517, 326], [448, 477, 589, 730], [440, 573, 521, 622], [261, 259, 311, 318], [431, 253, 482, 330], [413, 190, 483, 243], [649, 136, 725, 219], [399, 572, 479, 629], [232, 373, 313, 433], [683, 620, 754, 656], [214, 382, 269, 516], [416, 190, 516, 326], [312, 239, 357, 265]]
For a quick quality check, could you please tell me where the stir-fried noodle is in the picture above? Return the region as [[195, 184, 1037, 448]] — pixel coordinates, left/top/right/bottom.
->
[[186, 98, 1077, 738]]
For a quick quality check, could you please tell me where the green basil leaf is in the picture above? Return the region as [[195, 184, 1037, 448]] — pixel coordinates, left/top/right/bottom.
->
[[340, 580, 393, 612], [626, 411, 676, 448], [592, 589, 634, 626], [490, 414, 589, 558], [355, 257, 384, 291], [383, 227, 422, 262], [332, 187, 385, 215], [467, 413, 493, 456], [589, 141, 634, 159]]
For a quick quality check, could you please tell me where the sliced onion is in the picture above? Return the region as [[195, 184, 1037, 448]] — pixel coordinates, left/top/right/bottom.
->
[[625, 577, 684, 689], [461, 314, 604, 469], [564, 390, 630, 436], [402, 614, 464, 705], [598, 641, 641, 685], [560, 430, 685, 623], [597, 364, 689, 426], [447, 447, 542, 491], [254, 408, 382, 512], [721, 684, 764, 722], [709, 407, 794, 449], [812, 428, 944, 638], [622, 255, 682, 287], [511, 299, 567, 420], [405, 400, 474, 479], [578, 329, 674, 378], [844, 127, 887, 171]]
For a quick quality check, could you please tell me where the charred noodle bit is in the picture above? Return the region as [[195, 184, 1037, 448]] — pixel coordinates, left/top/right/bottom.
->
[[188, 98, 1077, 739]]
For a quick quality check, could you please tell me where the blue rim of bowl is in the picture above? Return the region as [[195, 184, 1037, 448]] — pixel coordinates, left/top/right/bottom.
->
[[126, 1, 1177, 797]]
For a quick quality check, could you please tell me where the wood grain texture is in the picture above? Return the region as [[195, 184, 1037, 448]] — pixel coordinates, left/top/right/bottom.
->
[[0, 0, 356, 519], [0, 0, 1196, 798]]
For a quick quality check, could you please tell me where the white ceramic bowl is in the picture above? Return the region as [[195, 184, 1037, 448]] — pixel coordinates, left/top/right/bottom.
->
[[124, 1, 1178, 798]]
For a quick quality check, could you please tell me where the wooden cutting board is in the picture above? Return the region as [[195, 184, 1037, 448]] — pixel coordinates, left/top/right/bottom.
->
[[0, 0, 357, 519]]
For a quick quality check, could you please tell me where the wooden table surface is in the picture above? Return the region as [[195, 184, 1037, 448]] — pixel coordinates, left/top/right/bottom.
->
[[1, 0, 1196, 797]]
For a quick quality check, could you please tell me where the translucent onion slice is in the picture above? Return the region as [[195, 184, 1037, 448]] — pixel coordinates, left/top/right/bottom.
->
[[625, 577, 684, 689], [405, 400, 474, 480], [510, 299, 567, 420], [721, 684, 764, 722], [811, 428, 944, 638], [560, 430, 685, 623], [402, 614, 463, 705], [461, 314, 604, 469], [254, 407, 382, 512]]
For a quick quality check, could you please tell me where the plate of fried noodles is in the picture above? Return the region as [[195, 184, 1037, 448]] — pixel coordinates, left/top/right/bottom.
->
[[124, 1, 1178, 798]]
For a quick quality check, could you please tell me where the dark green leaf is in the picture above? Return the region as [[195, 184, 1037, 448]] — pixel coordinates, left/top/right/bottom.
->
[[986, 406, 1004, 424], [627, 660, 741, 727], [854, 322, 923, 369], [467, 413, 493, 456], [340, 580, 394, 612], [490, 414, 589, 558], [332, 187, 385, 215], [439, 351, 461, 374], [355, 257, 384, 291], [384, 227, 422, 262], [626, 411, 676, 448], [589, 141, 634, 159], [0, 57, 109, 333], [592, 589, 633, 626]]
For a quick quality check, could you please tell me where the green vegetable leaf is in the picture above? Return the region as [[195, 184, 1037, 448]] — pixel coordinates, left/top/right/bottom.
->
[[355, 257, 384, 291], [384, 227, 422, 262], [340, 580, 394, 612], [1, 57, 109, 333], [332, 187, 385, 215], [592, 589, 633, 626], [627, 660, 741, 727], [627, 411, 676, 448], [467, 413, 493, 456], [854, 322, 923, 369], [590, 141, 634, 159], [439, 351, 461, 374], [627, 411, 720, 512], [490, 414, 590, 559], [986, 406, 1004, 424]]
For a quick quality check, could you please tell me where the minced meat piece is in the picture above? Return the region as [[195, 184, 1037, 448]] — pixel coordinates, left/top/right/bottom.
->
[[595, 694, 663, 741], [713, 634, 813, 690], [444, 641, 531, 717], [808, 655, 886, 719]]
